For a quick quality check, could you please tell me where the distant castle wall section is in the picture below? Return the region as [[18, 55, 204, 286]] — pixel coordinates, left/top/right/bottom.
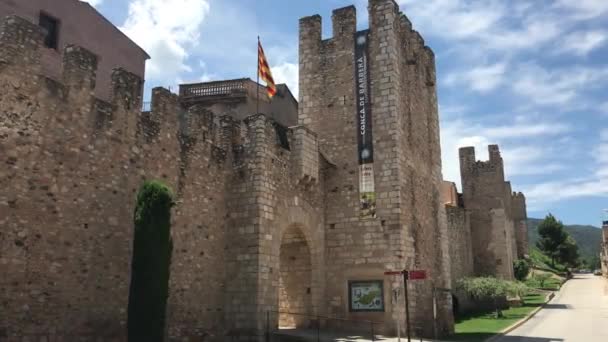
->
[[445, 205, 473, 285], [512, 192, 529, 258], [459, 145, 517, 280], [601, 222, 608, 277]]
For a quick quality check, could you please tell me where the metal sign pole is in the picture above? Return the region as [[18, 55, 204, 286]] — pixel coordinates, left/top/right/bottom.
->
[[403, 270, 411, 342], [433, 287, 438, 341]]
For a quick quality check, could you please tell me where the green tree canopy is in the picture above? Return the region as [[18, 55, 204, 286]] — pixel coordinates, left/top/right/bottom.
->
[[557, 236, 580, 267], [513, 259, 530, 281], [536, 214, 568, 266]]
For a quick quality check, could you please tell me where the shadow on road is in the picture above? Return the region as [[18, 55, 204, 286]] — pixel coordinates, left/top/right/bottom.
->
[[496, 336, 565, 342], [541, 303, 569, 309], [448, 333, 564, 341]]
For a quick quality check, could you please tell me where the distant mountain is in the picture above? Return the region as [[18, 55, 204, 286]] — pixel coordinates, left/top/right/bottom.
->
[[527, 218, 602, 262]]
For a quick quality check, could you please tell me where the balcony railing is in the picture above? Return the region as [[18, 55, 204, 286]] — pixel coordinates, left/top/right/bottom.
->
[[179, 78, 257, 99]]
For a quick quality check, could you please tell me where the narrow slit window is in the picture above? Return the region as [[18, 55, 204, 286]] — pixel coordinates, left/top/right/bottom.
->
[[39, 13, 59, 49]]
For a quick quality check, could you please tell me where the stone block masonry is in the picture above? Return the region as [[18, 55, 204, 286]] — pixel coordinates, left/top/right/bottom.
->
[[458, 145, 527, 280], [512, 192, 529, 258], [1, 0, 461, 340], [0, 15, 228, 341], [601, 220, 608, 277], [299, 0, 453, 337]]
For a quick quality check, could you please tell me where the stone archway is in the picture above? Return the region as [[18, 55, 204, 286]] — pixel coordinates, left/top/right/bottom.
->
[[278, 225, 313, 328]]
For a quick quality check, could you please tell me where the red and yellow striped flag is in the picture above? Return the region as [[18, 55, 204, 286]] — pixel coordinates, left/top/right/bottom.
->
[[258, 40, 277, 98]]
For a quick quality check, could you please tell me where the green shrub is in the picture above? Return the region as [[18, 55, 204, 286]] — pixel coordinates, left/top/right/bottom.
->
[[127, 181, 174, 342], [513, 259, 530, 281], [533, 273, 553, 289]]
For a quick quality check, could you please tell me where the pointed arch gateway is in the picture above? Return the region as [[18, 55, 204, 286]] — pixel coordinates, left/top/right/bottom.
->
[[278, 224, 313, 328]]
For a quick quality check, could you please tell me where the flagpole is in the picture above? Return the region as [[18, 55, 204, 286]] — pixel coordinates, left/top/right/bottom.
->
[[257, 35, 260, 115]]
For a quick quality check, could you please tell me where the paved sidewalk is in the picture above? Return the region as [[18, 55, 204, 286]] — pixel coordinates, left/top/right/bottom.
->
[[273, 328, 435, 341], [493, 274, 608, 342]]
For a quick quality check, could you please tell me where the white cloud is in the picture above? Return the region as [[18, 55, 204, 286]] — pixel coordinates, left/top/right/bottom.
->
[[523, 178, 608, 207], [82, 0, 103, 7], [398, 0, 506, 40], [600, 102, 608, 117], [445, 62, 507, 92], [511, 63, 608, 106], [481, 18, 562, 51], [197, 60, 219, 82], [397, 0, 565, 54], [272, 62, 298, 98], [555, 0, 608, 19], [439, 116, 568, 187], [521, 128, 608, 206], [484, 122, 571, 139], [119, 0, 210, 82], [555, 30, 608, 56]]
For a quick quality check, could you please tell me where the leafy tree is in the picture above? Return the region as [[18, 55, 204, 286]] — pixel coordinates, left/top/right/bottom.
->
[[457, 277, 526, 318], [584, 255, 601, 270], [513, 259, 530, 281], [505, 280, 530, 303], [536, 214, 567, 267], [128, 181, 174, 342], [557, 236, 579, 267], [533, 273, 553, 289]]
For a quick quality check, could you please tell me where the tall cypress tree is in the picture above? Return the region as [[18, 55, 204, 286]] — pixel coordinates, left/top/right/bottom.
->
[[128, 181, 174, 342]]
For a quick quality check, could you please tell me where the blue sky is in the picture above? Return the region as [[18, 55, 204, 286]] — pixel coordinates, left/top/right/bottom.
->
[[86, 0, 608, 226]]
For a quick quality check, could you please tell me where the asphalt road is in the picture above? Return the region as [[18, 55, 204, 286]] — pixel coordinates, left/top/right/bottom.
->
[[495, 273, 608, 342]]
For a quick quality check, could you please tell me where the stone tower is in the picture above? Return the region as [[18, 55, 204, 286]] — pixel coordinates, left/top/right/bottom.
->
[[299, 0, 453, 336], [511, 192, 529, 258], [459, 145, 516, 279], [601, 213, 608, 277]]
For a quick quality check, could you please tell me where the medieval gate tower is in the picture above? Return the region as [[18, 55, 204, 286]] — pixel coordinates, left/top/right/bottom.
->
[[298, 0, 453, 336]]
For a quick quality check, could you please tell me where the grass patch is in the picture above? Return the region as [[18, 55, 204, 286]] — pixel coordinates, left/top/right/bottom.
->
[[447, 293, 546, 342], [524, 275, 563, 291], [528, 247, 567, 274]]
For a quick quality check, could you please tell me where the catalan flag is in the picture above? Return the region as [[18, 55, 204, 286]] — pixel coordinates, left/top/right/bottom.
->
[[258, 39, 277, 98]]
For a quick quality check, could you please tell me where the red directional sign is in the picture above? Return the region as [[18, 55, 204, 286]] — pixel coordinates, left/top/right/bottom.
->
[[384, 271, 402, 276], [408, 270, 427, 280]]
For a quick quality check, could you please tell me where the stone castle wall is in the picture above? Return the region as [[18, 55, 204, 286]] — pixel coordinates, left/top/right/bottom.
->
[[0, 14, 330, 341], [0, 16, 232, 341], [601, 223, 608, 277], [445, 205, 474, 313], [222, 113, 326, 338], [299, 0, 452, 336], [445, 205, 473, 283], [1, 0, 461, 339], [511, 192, 528, 258], [459, 145, 517, 280]]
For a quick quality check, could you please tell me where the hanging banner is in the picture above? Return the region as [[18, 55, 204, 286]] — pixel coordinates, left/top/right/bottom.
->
[[354, 30, 376, 218]]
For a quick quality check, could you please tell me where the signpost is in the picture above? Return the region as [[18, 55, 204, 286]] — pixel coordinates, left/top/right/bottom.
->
[[385, 270, 427, 342]]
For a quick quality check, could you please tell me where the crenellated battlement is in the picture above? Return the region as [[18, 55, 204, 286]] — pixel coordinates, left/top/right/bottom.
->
[[298, 0, 434, 57], [1, 15, 143, 112], [0, 16, 44, 72], [331, 6, 356, 41], [459, 145, 505, 177]]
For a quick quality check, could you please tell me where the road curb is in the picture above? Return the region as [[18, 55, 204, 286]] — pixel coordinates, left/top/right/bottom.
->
[[483, 290, 556, 342]]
